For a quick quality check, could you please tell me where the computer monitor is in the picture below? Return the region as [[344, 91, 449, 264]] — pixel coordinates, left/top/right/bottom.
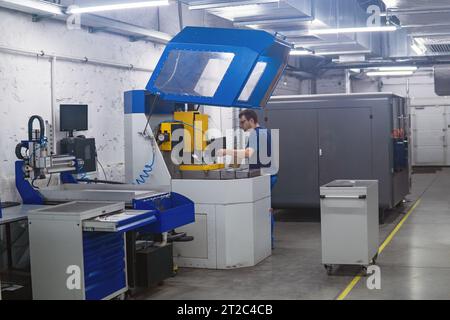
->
[[60, 104, 88, 134]]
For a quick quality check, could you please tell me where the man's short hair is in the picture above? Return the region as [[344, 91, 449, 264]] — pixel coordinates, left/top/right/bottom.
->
[[239, 109, 259, 124]]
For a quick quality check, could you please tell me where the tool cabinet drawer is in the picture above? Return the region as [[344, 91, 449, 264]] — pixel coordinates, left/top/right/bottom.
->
[[82, 209, 157, 232]]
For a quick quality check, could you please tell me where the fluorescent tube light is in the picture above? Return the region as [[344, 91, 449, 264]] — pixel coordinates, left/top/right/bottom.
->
[[383, 0, 398, 8], [378, 66, 417, 72], [314, 50, 372, 56], [188, 0, 280, 10], [67, 1, 170, 14], [290, 49, 313, 56], [309, 25, 397, 35], [411, 44, 425, 55], [367, 71, 414, 77], [411, 38, 427, 55]]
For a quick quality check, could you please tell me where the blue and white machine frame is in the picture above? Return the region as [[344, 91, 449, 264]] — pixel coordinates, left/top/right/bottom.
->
[[14, 113, 194, 299], [124, 27, 290, 269]]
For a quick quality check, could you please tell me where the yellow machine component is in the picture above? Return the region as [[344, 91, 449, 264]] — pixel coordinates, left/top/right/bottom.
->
[[179, 163, 225, 171], [159, 111, 224, 172], [159, 122, 173, 151], [174, 111, 208, 152]]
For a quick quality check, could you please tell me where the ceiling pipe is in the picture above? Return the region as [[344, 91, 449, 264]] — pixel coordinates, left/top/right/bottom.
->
[[319, 58, 450, 70], [386, 6, 450, 15], [285, 69, 316, 79], [0, 43, 154, 72], [0, 0, 172, 44]]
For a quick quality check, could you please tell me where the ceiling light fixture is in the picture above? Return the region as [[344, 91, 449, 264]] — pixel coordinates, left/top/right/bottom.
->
[[188, 0, 280, 10], [382, 0, 398, 8], [367, 70, 414, 77], [66, 1, 170, 14], [411, 38, 427, 56], [378, 66, 418, 72], [308, 25, 397, 35], [290, 49, 314, 56]]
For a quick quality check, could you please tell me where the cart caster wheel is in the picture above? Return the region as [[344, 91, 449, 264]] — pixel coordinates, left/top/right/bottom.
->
[[370, 253, 379, 265], [361, 266, 369, 275], [324, 264, 333, 275]]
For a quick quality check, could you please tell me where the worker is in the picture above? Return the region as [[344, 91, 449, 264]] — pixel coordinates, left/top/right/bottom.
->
[[218, 109, 277, 248]]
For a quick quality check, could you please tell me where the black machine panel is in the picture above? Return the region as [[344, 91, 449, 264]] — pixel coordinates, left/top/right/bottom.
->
[[60, 137, 97, 173], [60, 104, 88, 132]]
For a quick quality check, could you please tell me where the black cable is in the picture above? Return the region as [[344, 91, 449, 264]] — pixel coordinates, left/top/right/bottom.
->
[[47, 174, 53, 187], [77, 178, 125, 185], [31, 178, 39, 189], [28, 115, 45, 141], [97, 159, 107, 180], [143, 94, 159, 136]]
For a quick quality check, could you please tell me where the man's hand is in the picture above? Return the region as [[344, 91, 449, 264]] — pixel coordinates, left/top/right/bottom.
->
[[217, 148, 228, 157]]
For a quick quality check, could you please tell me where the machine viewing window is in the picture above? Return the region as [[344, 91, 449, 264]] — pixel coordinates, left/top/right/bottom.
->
[[154, 50, 235, 97], [238, 61, 267, 102]]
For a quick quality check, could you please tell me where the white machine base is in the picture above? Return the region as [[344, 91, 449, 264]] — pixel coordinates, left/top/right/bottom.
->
[[172, 175, 272, 269]]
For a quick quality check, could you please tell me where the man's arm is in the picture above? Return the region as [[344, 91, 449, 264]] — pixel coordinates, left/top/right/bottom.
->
[[218, 147, 255, 160]]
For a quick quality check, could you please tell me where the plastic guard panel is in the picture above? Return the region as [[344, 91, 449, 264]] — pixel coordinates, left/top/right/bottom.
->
[[146, 27, 290, 109]]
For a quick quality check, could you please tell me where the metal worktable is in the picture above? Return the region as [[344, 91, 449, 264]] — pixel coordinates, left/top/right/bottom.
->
[[0, 205, 47, 225], [1, 205, 47, 271]]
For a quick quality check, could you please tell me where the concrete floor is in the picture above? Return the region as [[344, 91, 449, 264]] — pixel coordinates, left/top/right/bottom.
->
[[138, 169, 449, 300]]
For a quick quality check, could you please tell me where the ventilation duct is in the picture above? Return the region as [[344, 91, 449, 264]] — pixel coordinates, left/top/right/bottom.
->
[[434, 65, 450, 96]]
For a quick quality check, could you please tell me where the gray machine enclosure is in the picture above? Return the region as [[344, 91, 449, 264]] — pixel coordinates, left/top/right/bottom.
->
[[264, 93, 410, 210]]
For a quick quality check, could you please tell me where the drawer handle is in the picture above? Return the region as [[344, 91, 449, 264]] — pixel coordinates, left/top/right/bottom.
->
[[320, 195, 367, 199]]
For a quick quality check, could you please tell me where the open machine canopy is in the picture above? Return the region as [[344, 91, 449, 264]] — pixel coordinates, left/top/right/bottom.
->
[[146, 26, 290, 109]]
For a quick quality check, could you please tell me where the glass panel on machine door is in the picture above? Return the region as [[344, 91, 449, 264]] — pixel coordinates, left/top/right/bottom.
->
[[154, 50, 235, 97], [238, 61, 267, 102]]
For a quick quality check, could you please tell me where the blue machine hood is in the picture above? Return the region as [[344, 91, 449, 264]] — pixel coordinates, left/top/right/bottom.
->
[[146, 27, 290, 109]]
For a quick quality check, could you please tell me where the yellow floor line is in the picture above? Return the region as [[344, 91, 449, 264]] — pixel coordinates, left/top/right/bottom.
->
[[378, 199, 421, 254], [336, 199, 422, 300], [336, 274, 363, 301]]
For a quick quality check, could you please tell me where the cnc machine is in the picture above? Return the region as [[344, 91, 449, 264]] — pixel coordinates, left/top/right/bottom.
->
[[125, 27, 290, 269]]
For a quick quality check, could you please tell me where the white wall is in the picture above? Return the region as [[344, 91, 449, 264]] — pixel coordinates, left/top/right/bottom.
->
[[0, 8, 165, 201], [0, 4, 235, 202], [273, 74, 302, 96], [311, 68, 450, 105], [316, 70, 347, 94], [0, 5, 301, 202]]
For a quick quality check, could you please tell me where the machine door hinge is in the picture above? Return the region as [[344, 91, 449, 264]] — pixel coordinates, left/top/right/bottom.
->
[[370, 114, 373, 119], [319, 148, 323, 157]]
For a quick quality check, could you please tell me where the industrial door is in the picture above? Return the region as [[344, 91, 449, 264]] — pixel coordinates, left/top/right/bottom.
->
[[411, 106, 447, 166], [447, 106, 450, 166], [264, 108, 319, 208], [318, 108, 373, 186]]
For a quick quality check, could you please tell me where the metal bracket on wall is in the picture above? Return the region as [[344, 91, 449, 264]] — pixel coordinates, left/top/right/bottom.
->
[[32, 14, 55, 22], [88, 27, 108, 34], [129, 36, 148, 43]]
